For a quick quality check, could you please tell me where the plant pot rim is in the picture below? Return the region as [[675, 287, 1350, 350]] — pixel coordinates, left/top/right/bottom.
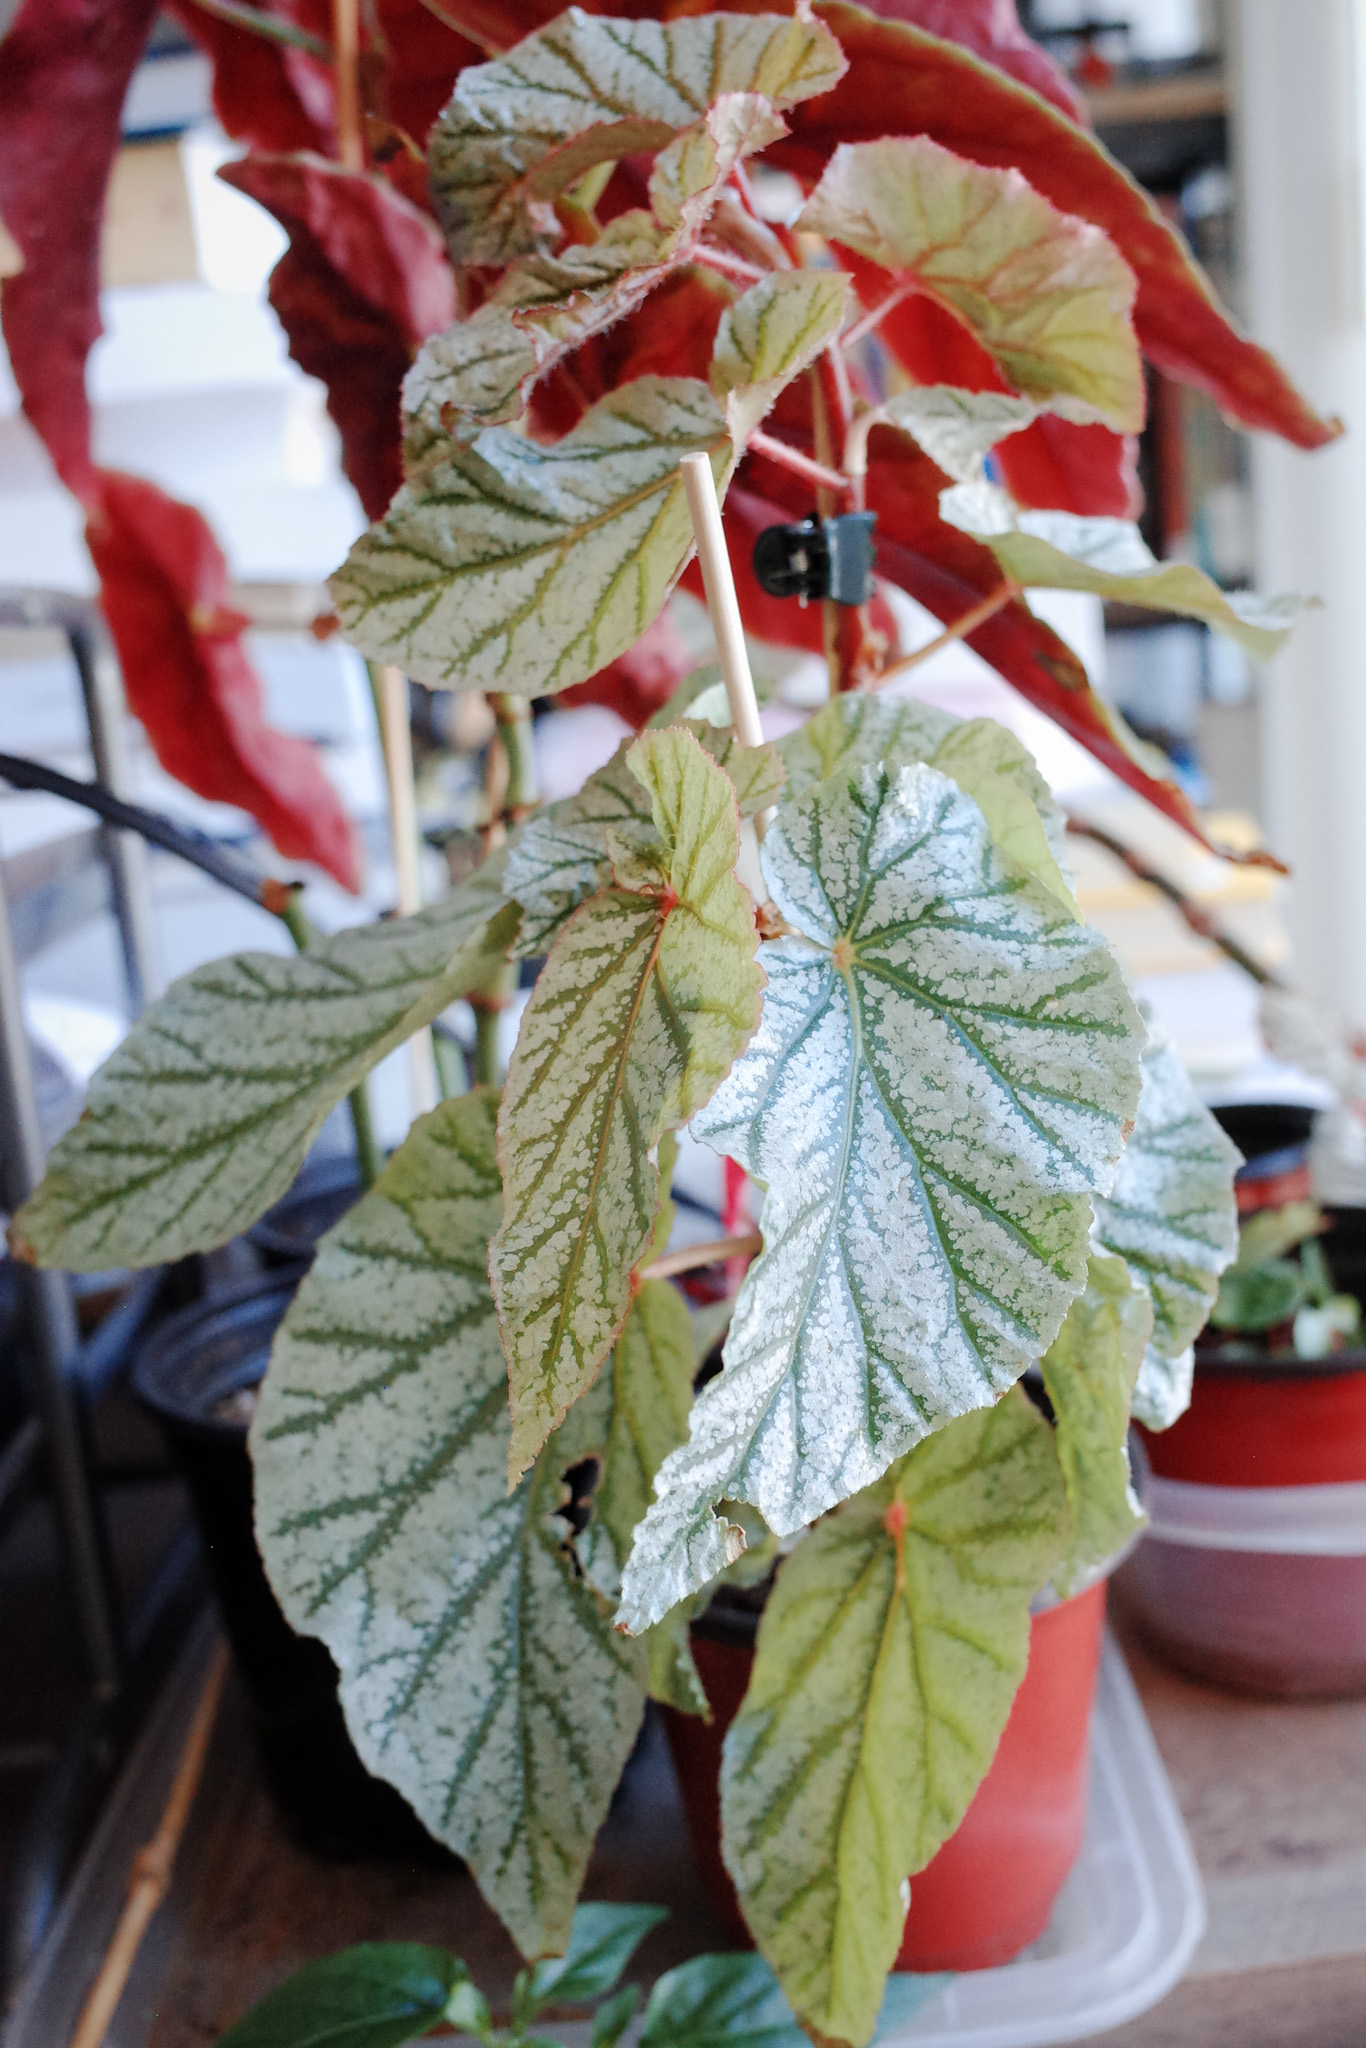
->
[[131, 1269, 305, 1441], [1194, 1345, 1366, 1382]]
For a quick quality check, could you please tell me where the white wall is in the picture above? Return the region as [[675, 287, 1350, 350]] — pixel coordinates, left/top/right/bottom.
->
[[1234, 0, 1366, 1021]]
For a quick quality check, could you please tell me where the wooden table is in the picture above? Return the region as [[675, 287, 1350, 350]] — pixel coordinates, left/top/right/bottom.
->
[[8, 1603, 1366, 2048]]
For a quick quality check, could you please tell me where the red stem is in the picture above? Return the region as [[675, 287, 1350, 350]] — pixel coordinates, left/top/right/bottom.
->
[[746, 429, 850, 497]]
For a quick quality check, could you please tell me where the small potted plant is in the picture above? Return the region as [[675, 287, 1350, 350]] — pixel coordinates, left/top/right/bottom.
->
[[7, 1, 1324, 2038], [1123, 1195, 1366, 1696]]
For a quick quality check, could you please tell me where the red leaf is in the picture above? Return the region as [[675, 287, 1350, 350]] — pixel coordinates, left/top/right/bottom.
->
[[755, 1, 1340, 450], [857, 0, 1084, 120], [560, 607, 695, 727], [738, 430, 1273, 867], [996, 414, 1140, 519], [219, 154, 456, 520], [88, 472, 362, 891], [168, 0, 332, 153], [849, 261, 1141, 516], [0, 0, 160, 501]]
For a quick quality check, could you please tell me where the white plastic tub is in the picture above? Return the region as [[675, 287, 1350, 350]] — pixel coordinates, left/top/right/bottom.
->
[[883, 1635, 1205, 2047], [1117, 1474, 1366, 1697]]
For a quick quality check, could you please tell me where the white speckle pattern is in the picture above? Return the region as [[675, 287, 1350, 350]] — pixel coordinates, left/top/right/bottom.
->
[[617, 762, 1144, 1630]]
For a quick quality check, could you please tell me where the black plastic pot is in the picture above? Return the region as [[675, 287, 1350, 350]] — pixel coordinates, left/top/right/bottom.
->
[[132, 1273, 449, 1861], [246, 1154, 361, 1267]]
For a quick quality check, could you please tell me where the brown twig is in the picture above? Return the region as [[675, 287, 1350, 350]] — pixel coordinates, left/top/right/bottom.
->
[[332, 0, 365, 169], [872, 584, 1019, 691], [1064, 818, 1285, 987], [640, 1232, 762, 1281], [69, 1645, 230, 2048]]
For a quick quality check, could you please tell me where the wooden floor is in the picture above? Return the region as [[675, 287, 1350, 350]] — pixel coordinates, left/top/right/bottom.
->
[[11, 1599, 1366, 2047]]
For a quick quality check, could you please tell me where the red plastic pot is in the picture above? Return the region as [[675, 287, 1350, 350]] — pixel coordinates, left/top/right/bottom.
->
[[661, 1581, 1107, 1974], [1139, 1355, 1366, 1489]]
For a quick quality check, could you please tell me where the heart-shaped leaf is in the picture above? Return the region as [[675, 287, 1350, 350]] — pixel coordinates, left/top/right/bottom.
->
[[720, 1389, 1067, 2048], [12, 857, 515, 1272], [617, 762, 1142, 1630], [801, 136, 1143, 430], [428, 8, 845, 264], [216, 1944, 466, 2048], [1091, 1020, 1240, 1428], [251, 1091, 646, 1959], [493, 729, 763, 1479], [1039, 1251, 1152, 1595], [332, 377, 731, 695]]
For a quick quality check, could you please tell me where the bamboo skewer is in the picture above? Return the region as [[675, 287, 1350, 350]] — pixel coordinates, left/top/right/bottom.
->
[[679, 454, 773, 843], [68, 1645, 230, 2048], [374, 664, 439, 1115]]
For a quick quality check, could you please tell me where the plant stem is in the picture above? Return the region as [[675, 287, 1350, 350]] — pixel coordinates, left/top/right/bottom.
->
[[472, 990, 510, 1088], [279, 888, 384, 1188], [692, 242, 767, 284], [186, 0, 332, 57], [369, 662, 439, 1112], [1064, 818, 1285, 987], [841, 277, 918, 353], [872, 584, 1019, 690], [333, 0, 364, 169], [746, 429, 848, 498], [490, 695, 537, 820], [0, 750, 291, 910], [639, 1231, 762, 1281]]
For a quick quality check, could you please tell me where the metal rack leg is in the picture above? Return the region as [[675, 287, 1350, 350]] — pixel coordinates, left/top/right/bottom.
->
[[67, 620, 161, 1015], [0, 874, 121, 1698]]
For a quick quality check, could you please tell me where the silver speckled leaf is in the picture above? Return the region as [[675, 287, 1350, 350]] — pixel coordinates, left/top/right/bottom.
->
[[331, 378, 730, 696], [13, 856, 515, 1272], [617, 762, 1144, 1630], [506, 727, 782, 957], [428, 9, 845, 265], [1092, 1018, 1239, 1430], [251, 1091, 646, 1959]]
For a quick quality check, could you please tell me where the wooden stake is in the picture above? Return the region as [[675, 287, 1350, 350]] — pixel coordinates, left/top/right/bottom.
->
[[679, 454, 771, 840], [68, 1646, 230, 2048], [374, 664, 438, 1114], [332, 0, 364, 170]]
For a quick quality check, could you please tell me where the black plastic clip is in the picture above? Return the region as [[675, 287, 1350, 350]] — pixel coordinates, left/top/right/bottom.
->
[[751, 510, 877, 607]]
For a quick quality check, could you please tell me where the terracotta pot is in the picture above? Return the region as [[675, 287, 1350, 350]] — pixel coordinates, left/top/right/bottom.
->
[[1140, 1355, 1366, 1489], [661, 1581, 1107, 1973]]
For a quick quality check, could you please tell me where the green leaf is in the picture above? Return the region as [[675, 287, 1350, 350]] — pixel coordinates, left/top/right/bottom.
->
[[250, 1092, 646, 1959], [800, 136, 1143, 431], [506, 726, 781, 959], [777, 692, 952, 789], [403, 213, 675, 453], [711, 270, 851, 446], [593, 1984, 644, 2048], [649, 93, 790, 234], [641, 1953, 809, 2048], [525, 1901, 668, 2011], [872, 385, 1042, 484], [215, 1944, 465, 2048], [1090, 1022, 1240, 1400], [719, 1391, 1068, 2048], [581, 1276, 697, 1595], [781, 696, 1076, 915], [332, 378, 731, 697], [942, 490, 1303, 659], [1233, 1198, 1322, 1270], [12, 858, 515, 1272], [1040, 1252, 1151, 1596], [1211, 1258, 1307, 1333], [618, 761, 1142, 1630], [493, 729, 763, 1479], [929, 719, 1078, 918], [428, 9, 846, 265]]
